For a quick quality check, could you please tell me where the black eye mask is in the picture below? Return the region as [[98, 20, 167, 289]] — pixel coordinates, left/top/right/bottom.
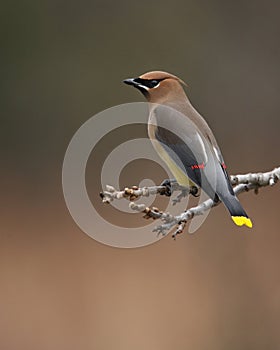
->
[[133, 78, 164, 88]]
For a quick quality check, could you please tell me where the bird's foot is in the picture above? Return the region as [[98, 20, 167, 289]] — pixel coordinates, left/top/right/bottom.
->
[[189, 185, 200, 197], [159, 179, 177, 197]]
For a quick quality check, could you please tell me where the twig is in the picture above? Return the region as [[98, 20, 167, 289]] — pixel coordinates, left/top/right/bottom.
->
[[100, 183, 197, 204], [100, 167, 280, 237]]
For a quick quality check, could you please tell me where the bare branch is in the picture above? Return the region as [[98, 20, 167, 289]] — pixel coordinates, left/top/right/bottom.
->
[[100, 182, 198, 204], [230, 167, 280, 186], [100, 184, 166, 204], [100, 166, 280, 237]]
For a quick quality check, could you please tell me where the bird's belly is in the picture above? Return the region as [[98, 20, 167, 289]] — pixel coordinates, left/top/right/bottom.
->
[[153, 138, 191, 187], [166, 158, 191, 186]]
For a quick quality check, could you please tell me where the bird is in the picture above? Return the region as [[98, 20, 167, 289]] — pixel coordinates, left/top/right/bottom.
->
[[123, 71, 252, 228]]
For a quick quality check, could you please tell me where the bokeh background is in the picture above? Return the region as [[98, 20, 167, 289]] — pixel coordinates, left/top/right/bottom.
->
[[1, 0, 280, 349]]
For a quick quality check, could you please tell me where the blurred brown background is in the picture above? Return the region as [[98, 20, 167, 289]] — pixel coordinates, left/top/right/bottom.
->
[[1, 0, 280, 349]]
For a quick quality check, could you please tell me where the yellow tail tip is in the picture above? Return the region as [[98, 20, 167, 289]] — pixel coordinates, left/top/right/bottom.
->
[[231, 216, 253, 228]]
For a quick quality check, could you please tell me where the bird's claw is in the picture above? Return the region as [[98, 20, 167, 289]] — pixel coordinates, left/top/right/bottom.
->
[[190, 185, 200, 197], [160, 179, 177, 197]]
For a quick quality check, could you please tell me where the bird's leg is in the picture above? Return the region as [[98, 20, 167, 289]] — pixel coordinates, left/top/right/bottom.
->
[[159, 178, 177, 197], [160, 179, 200, 199]]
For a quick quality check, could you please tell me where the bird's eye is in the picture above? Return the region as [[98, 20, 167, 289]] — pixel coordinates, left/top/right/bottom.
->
[[150, 80, 160, 88]]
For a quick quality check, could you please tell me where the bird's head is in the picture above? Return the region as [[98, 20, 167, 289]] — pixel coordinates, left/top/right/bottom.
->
[[123, 71, 187, 103]]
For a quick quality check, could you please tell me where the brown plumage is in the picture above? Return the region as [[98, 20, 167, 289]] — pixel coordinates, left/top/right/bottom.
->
[[123, 71, 252, 228]]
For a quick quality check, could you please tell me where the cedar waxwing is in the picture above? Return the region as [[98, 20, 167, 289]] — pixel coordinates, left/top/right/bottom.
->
[[123, 71, 252, 228]]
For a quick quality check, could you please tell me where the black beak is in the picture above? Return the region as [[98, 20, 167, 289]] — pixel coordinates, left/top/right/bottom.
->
[[123, 78, 137, 86], [123, 77, 148, 97]]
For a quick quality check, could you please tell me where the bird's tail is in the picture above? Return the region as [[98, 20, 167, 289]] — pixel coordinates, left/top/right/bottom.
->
[[219, 194, 253, 228]]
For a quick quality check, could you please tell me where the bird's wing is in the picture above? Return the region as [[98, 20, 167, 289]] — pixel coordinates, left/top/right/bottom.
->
[[150, 105, 211, 188], [154, 124, 206, 187]]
